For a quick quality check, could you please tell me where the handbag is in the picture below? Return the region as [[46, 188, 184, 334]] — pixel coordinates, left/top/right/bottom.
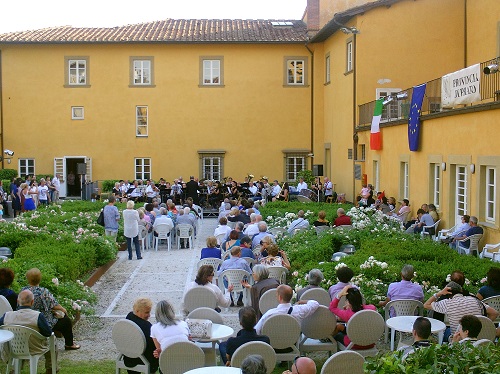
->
[[97, 209, 105, 226], [186, 318, 212, 339]]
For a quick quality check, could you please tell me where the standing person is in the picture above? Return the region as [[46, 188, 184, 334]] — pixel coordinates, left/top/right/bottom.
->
[[51, 174, 61, 203], [67, 171, 75, 196], [123, 200, 142, 260], [124, 298, 159, 374], [38, 178, 50, 206], [104, 195, 120, 240]]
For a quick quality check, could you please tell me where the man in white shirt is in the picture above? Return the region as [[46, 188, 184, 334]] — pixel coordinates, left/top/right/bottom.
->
[[296, 178, 307, 193], [51, 174, 61, 203], [255, 285, 319, 334]]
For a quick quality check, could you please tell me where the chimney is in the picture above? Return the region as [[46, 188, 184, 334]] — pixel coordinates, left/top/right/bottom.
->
[[306, 0, 320, 34]]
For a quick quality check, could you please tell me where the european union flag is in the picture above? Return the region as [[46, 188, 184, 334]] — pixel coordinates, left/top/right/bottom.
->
[[408, 83, 426, 151]]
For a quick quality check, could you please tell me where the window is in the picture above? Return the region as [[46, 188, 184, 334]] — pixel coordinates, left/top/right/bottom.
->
[[284, 152, 306, 181], [376, 88, 402, 122], [64, 57, 89, 87], [19, 159, 35, 177], [283, 57, 308, 86], [200, 57, 224, 86], [198, 151, 225, 180], [400, 161, 409, 199], [325, 53, 331, 84], [130, 57, 154, 86], [485, 166, 496, 222], [71, 106, 84, 120], [136, 106, 148, 137], [431, 163, 441, 208], [135, 158, 151, 180], [346, 39, 353, 73]]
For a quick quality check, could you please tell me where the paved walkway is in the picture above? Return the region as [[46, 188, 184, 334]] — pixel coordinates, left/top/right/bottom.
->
[[70, 217, 241, 361]]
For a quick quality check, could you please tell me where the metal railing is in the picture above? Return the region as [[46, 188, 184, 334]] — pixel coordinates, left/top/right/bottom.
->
[[358, 57, 500, 127]]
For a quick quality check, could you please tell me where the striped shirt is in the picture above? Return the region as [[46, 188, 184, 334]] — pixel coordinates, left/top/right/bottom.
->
[[431, 294, 485, 333]]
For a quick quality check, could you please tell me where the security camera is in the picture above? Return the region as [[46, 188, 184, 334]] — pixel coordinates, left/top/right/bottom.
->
[[3, 150, 14, 157]]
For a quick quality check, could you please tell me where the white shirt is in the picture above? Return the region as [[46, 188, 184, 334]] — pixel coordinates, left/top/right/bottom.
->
[[255, 300, 320, 334], [297, 182, 308, 192], [151, 321, 190, 350]]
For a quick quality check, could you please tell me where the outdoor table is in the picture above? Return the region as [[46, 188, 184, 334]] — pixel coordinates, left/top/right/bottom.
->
[[386, 315, 446, 351], [194, 323, 234, 366]]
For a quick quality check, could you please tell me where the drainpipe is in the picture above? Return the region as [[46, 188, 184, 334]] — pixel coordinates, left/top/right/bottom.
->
[[305, 43, 314, 170]]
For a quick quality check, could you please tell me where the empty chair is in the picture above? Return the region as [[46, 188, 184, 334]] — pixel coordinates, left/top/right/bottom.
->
[[261, 314, 301, 364], [153, 223, 173, 251], [1, 325, 57, 374], [457, 234, 483, 256], [476, 315, 496, 341], [230, 341, 276, 374], [300, 288, 332, 307], [320, 350, 365, 374], [267, 266, 288, 285], [384, 299, 424, 343], [112, 319, 150, 374], [259, 289, 279, 315], [176, 224, 194, 249], [158, 341, 204, 374], [482, 296, 500, 322], [337, 310, 385, 357], [183, 286, 217, 313], [218, 269, 251, 306], [197, 258, 223, 271], [299, 306, 337, 356]]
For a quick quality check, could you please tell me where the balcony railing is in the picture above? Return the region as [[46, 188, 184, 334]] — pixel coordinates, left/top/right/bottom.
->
[[358, 57, 500, 127]]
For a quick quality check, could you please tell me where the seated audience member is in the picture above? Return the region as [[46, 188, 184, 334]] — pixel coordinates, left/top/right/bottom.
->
[[379, 265, 424, 314], [219, 306, 270, 366], [377, 196, 391, 214], [399, 317, 432, 359], [424, 280, 498, 342], [328, 265, 357, 299], [441, 215, 470, 243], [428, 204, 439, 222], [214, 216, 232, 239], [0, 267, 18, 311], [283, 357, 317, 374], [260, 244, 291, 270], [297, 269, 324, 300], [313, 210, 330, 227], [221, 230, 241, 253], [405, 209, 434, 235], [200, 236, 222, 259], [451, 315, 482, 343], [330, 285, 376, 348], [451, 216, 483, 250], [242, 265, 280, 318], [477, 267, 500, 300], [255, 285, 319, 335], [239, 236, 255, 259], [241, 355, 267, 374], [333, 208, 351, 226], [151, 300, 190, 356], [124, 298, 159, 373], [252, 222, 275, 249], [287, 210, 310, 235], [0, 290, 55, 373], [184, 265, 232, 312], [218, 246, 252, 307]]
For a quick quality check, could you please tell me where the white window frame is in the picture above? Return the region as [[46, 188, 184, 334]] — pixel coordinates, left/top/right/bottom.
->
[[325, 53, 331, 84], [19, 159, 35, 177], [71, 106, 84, 120], [285, 155, 306, 182], [346, 40, 353, 73], [68, 59, 86, 85], [432, 163, 441, 209], [202, 59, 221, 85], [456, 165, 468, 219], [133, 60, 151, 85], [135, 158, 151, 180], [486, 166, 496, 223], [136, 106, 148, 137]]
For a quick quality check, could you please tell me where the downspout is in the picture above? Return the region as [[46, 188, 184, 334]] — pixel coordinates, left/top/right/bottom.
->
[[305, 43, 314, 170], [0, 50, 4, 170]]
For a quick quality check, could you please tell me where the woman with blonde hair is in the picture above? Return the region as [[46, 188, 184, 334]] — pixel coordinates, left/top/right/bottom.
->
[[123, 200, 142, 260], [151, 300, 190, 356]]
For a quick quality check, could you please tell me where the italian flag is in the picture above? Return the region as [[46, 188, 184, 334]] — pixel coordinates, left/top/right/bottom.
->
[[370, 98, 383, 150]]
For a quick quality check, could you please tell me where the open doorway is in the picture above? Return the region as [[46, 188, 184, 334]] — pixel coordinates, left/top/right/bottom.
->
[[65, 158, 84, 197]]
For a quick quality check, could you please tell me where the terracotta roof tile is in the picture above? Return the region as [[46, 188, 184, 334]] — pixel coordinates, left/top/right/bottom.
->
[[0, 19, 308, 44]]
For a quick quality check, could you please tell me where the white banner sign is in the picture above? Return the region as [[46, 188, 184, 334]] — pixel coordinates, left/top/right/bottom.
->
[[441, 63, 481, 108]]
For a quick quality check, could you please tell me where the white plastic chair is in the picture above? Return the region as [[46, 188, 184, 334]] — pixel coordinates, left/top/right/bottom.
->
[[183, 286, 218, 313], [259, 289, 279, 315], [112, 319, 149, 374], [1, 325, 57, 374], [299, 306, 337, 356], [384, 299, 424, 343], [300, 288, 332, 307], [457, 234, 483, 256], [218, 269, 251, 306], [267, 266, 288, 284], [153, 223, 173, 251], [480, 242, 500, 260], [158, 341, 204, 374], [320, 350, 365, 374], [231, 341, 276, 374], [176, 224, 194, 249], [337, 310, 385, 357], [261, 314, 301, 364]]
